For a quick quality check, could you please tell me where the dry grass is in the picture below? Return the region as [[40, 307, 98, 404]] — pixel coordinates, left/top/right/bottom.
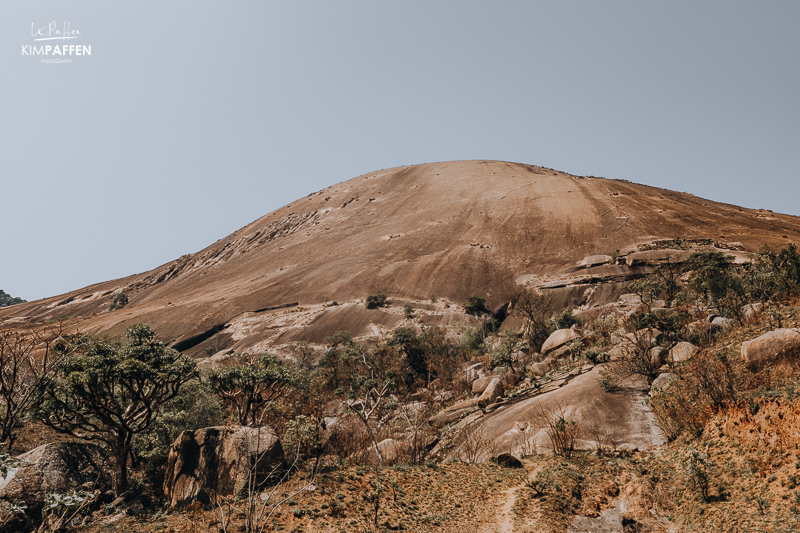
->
[[78, 462, 525, 533]]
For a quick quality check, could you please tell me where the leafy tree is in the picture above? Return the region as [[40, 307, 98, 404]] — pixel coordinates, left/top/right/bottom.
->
[[390, 327, 426, 383], [492, 330, 522, 373], [318, 332, 358, 391], [418, 326, 461, 384], [35, 324, 197, 494], [515, 290, 554, 352], [687, 252, 738, 303], [206, 354, 293, 426]]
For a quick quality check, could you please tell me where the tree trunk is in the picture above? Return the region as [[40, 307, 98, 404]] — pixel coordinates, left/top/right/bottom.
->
[[114, 431, 130, 495]]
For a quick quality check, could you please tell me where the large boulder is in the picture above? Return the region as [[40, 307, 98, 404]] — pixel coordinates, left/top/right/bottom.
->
[[741, 329, 800, 370], [742, 303, 763, 323], [376, 439, 404, 466], [163, 426, 284, 508], [650, 373, 678, 396], [670, 342, 698, 363], [478, 378, 504, 408], [0, 442, 111, 516], [541, 328, 580, 354], [530, 360, 551, 377], [472, 375, 495, 395]]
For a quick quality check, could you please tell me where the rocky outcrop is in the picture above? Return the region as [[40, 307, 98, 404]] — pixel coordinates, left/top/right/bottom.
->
[[741, 328, 800, 370], [0, 442, 111, 524], [478, 378, 504, 408], [163, 426, 284, 508]]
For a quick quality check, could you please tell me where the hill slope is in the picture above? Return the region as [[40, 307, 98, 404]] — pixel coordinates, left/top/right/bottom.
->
[[3, 160, 800, 351]]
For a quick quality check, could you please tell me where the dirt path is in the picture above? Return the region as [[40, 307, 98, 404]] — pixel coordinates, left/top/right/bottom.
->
[[495, 463, 542, 533]]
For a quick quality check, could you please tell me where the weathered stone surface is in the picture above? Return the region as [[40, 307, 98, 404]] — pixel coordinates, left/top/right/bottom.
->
[[408, 388, 432, 402], [649, 346, 668, 368], [465, 362, 485, 383], [472, 376, 495, 395], [670, 342, 698, 363], [429, 407, 469, 427], [711, 316, 732, 328], [541, 328, 581, 354], [376, 439, 403, 466], [578, 255, 612, 268], [164, 426, 284, 508], [531, 361, 551, 376], [742, 303, 763, 323], [0, 442, 111, 514], [502, 371, 520, 387], [478, 378, 504, 408], [741, 328, 800, 370], [650, 373, 678, 396], [434, 390, 455, 402]]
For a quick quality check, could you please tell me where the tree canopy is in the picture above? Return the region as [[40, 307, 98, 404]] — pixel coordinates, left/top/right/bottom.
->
[[35, 324, 197, 494]]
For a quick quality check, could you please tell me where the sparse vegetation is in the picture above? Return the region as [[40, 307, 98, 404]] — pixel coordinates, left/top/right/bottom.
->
[[0, 290, 25, 308], [109, 292, 128, 310], [365, 293, 388, 309]]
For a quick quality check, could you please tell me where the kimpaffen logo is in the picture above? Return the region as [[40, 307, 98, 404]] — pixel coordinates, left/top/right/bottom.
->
[[22, 22, 91, 64]]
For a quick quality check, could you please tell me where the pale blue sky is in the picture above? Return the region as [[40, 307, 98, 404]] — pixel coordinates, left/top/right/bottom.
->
[[2, 2, 799, 301]]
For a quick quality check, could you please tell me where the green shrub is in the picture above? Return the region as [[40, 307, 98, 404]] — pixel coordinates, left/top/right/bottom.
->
[[109, 292, 128, 311], [365, 293, 388, 309], [552, 310, 582, 330], [463, 296, 490, 316]]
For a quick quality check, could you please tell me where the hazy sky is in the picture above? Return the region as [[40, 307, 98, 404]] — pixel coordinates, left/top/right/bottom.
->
[[2, 2, 799, 301]]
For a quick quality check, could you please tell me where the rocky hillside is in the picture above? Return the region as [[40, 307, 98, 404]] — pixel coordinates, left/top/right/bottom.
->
[[0, 290, 24, 308], [4, 161, 800, 532], [3, 160, 800, 357]]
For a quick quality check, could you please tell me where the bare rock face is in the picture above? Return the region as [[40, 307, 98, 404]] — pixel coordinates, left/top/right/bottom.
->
[[0, 442, 111, 517], [478, 378, 504, 408], [670, 342, 698, 363], [541, 328, 581, 354], [741, 329, 800, 370], [163, 426, 284, 508]]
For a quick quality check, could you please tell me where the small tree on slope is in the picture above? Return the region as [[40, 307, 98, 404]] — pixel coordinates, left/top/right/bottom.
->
[[35, 324, 197, 494]]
